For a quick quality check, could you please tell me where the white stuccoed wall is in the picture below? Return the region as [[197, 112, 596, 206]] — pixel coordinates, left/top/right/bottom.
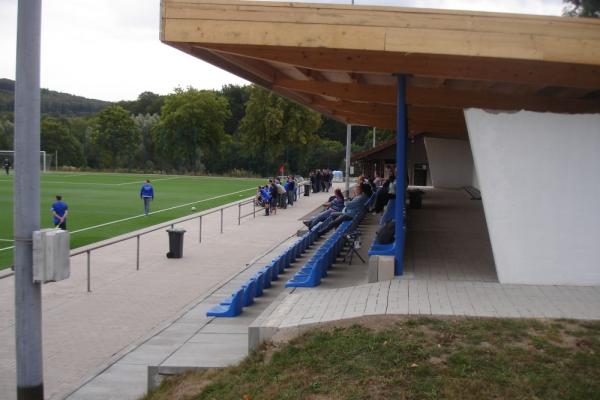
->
[[424, 137, 474, 188], [465, 109, 600, 286]]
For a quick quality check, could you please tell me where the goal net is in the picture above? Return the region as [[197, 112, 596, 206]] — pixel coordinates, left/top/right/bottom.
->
[[0, 150, 52, 172]]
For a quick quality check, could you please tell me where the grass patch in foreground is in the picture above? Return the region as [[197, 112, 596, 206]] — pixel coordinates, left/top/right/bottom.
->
[[143, 316, 600, 400]]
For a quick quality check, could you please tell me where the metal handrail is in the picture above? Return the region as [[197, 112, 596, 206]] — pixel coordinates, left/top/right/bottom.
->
[[70, 181, 305, 292]]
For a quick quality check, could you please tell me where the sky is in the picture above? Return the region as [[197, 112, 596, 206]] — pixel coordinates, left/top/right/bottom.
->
[[0, 0, 565, 102]]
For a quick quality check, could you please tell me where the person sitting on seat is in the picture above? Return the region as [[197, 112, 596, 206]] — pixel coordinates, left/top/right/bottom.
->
[[302, 188, 345, 229], [303, 185, 367, 230]]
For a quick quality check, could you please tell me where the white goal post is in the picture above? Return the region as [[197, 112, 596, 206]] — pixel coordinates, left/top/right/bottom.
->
[[0, 150, 51, 172]]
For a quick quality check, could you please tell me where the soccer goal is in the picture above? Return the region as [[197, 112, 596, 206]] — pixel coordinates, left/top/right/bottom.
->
[[0, 150, 52, 172]]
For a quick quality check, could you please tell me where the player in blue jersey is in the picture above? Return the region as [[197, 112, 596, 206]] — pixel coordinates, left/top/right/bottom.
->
[[140, 179, 154, 216], [51, 195, 69, 230]]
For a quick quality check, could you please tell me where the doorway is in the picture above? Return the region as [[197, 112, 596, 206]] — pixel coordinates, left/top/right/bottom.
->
[[413, 163, 428, 186]]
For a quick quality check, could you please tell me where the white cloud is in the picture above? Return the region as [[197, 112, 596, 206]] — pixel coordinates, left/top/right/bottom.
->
[[0, 0, 564, 102]]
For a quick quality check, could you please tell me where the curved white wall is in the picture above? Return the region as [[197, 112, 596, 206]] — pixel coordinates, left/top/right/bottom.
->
[[424, 137, 474, 188], [465, 109, 600, 286]]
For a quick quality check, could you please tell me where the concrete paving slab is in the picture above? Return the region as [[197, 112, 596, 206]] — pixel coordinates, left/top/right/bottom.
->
[[161, 334, 248, 368], [68, 364, 148, 400]]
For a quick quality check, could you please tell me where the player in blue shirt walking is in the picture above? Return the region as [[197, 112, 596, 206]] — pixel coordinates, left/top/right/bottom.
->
[[140, 179, 154, 216], [51, 195, 68, 230]]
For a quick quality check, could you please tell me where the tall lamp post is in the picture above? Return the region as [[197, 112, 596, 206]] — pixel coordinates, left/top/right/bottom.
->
[[345, 124, 351, 197], [14, 0, 44, 399]]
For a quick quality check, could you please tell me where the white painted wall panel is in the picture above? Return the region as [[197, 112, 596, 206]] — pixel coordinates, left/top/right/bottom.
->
[[424, 137, 473, 188], [465, 109, 600, 286]]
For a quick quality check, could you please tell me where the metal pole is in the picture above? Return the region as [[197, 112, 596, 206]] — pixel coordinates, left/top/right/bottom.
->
[[253, 200, 256, 218], [14, 0, 44, 398], [238, 203, 241, 225], [220, 208, 224, 233], [345, 124, 351, 197], [198, 216, 202, 243], [86, 251, 91, 292], [136, 235, 140, 270], [395, 75, 407, 276], [373, 127, 377, 148]]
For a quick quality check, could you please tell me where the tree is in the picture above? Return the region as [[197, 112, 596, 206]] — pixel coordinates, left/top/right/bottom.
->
[[361, 128, 395, 151], [118, 91, 165, 116], [156, 88, 230, 173], [238, 86, 321, 175], [563, 0, 600, 17], [133, 113, 160, 171], [304, 139, 345, 171], [219, 84, 250, 136], [41, 116, 84, 167], [0, 114, 14, 150], [93, 105, 139, 169]]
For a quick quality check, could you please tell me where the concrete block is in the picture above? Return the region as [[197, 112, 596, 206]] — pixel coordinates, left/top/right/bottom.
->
[[368, 256, 394, 283]]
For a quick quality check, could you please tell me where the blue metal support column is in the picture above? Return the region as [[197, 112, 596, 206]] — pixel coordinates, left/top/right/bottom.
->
[[394, 75, 407, 275]]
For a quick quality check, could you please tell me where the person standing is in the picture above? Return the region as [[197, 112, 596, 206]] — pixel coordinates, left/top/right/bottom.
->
[[285, 176, 295, 206], [51, 195, 68, 230], [140, 179, 154, 216], [3, 158, 10, 175]]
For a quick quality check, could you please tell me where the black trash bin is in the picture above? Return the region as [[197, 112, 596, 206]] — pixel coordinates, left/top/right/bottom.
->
[[408, 191, 423, 209], [304, 183, 311, 196], [166, 228, 186, 258]]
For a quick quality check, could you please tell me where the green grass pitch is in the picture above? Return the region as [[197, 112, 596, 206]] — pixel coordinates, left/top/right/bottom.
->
[[0, 172, 265, 270]]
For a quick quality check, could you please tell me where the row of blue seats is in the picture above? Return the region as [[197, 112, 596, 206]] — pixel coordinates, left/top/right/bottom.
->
[[368, 199, 397, 256], [206, 220, 328, 317], [285, 195, 370, 288]]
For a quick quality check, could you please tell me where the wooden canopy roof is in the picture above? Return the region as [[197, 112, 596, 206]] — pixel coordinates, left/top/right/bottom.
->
[[161, 0, 600, 139]]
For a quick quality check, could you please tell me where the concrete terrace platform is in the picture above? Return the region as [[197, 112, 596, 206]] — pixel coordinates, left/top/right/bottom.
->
[[0, 186, 336, 400], [252, 188, 600, 344]]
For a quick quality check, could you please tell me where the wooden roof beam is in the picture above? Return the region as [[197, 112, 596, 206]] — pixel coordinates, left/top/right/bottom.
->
[[199, 44, 600, 90], [274, 79, 600, 113]]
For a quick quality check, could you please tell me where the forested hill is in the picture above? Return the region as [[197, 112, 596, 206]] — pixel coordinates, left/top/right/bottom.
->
[[0, 78, 111, 116]]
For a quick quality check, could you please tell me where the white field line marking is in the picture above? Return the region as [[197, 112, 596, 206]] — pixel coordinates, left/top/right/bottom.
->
[[1, 175, 262, 185], [0, 187, 256, 253], [3, 177, 182, 187], [114, 177, 180, 186], [0, 239, 13, 242], [47, 171, 262, 181]]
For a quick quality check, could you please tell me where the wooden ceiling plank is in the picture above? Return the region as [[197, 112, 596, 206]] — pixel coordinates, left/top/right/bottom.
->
[[275, 78, 600, 113], [198, 44, 600, 90]]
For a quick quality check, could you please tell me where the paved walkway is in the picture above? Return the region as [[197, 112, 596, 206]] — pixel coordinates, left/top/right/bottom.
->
[[0, 186, 334, 400]]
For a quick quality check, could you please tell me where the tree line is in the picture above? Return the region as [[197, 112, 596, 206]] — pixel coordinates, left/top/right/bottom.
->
[[0, 82, 388, 177]]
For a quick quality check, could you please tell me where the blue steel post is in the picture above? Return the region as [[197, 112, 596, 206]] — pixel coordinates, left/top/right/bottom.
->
[[394, 75, 407, 275]]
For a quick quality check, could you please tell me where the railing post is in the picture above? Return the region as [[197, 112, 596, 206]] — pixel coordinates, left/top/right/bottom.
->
[[170, 224, 174, 229], [136, 235, 140, 270], [253, 200, 256, 218], [86, 250, 91, 292], [199, 215, 202, 243], [220, 208, 224, 234], [238, 202, 241, 225]]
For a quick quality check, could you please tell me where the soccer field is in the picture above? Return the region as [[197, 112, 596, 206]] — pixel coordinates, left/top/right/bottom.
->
[[0, 172, 264, 270]]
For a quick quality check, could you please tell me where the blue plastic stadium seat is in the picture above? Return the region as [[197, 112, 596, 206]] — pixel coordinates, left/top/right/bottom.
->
[[242, 279, 257, 306], [206, 288, 243, 317], [285, 261, 322, 287], [254, 271, 265, 297], [380, 200, 396, 225], [261, 264, 273, 287], [368, 242, 395, 256], [265, 260, 279, 281]]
